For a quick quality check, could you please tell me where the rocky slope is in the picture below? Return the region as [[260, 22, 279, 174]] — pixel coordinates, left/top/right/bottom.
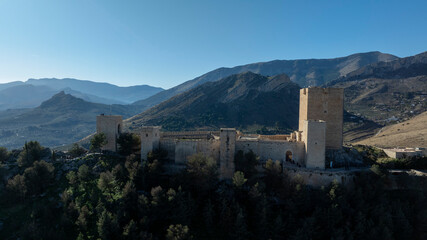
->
[[327, 52, 427, 123], [127, 72, 301, 132], [356, 111, 427, 148]]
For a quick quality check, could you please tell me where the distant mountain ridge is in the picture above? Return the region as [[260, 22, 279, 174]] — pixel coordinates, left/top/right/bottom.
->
[[133, 51, 397, 108], [26, 78, 164, 103], [0, 78, 164, 110], [0, 84, 58, 110]]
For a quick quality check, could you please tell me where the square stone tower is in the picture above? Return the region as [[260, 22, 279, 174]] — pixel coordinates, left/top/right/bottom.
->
[[219, 128, 236, 180], [301, 120, 326, 169], [96, 115, 123, 152], [299, 87, 344, 149], [140, 126, 161, 161]]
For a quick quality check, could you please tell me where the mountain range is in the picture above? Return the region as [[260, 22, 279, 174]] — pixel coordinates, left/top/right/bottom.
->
[[133, 51, 397, 109], [0, 78, 163, 110]]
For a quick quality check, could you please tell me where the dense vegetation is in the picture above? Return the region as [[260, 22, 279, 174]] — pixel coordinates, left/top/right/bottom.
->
[[0, 141, 426, 240]]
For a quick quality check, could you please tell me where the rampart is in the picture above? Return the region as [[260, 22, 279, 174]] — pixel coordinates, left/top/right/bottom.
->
[[161, 131, 219, 140], [174, 139, 220, 164], [236, 139, 305, 165]]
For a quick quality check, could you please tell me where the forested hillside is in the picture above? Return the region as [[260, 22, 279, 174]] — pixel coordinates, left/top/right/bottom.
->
[[0, 141, 426, 239]]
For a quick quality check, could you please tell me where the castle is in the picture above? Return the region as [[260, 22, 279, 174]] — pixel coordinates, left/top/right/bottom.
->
[[96, 87, 344, 179]]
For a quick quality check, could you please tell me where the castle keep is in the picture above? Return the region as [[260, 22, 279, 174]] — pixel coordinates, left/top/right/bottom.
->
[[299, 87, 344, 149], [97, 87, 344, 179]]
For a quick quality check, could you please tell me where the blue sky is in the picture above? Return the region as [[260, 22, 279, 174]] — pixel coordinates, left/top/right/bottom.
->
[[0, 0, 426, 89]]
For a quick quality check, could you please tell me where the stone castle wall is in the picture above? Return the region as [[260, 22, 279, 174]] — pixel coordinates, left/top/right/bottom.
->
[[258, 135, 290, 141], [161, 131, 219, 139], [236, 139, 305, 165], [159, 138, 177, 160], [174, 139, 220, 164]]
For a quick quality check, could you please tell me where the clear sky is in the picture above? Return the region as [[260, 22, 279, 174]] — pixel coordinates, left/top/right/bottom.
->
[[0, 0, 426, 89]]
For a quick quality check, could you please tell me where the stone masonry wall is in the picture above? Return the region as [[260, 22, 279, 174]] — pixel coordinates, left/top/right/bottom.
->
[[174, 139, 220, 164], [236, 140, 305, 165], [159, 138, 177, 160]]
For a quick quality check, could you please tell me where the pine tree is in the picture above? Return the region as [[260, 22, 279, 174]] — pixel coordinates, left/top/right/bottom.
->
[[232, 208, 250, 240], [203, 199, 215, 235], [271, 213, 286, 240], [123, 220, 138, 240], [97, 210, 113, 240]]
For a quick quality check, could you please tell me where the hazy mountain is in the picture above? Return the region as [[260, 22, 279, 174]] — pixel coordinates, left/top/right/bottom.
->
[[26, 78, 164, 103], [61, 88, 127, 105], [127, 72, 301, 132], [0, 81, 25, 91], [0, 84, 125, 110], [0, 77, 164, 109], [133, 51, 397, 108], [0, 84, 58, 110], [327, 52, 427, 123], [0, 92, 142, 149]]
